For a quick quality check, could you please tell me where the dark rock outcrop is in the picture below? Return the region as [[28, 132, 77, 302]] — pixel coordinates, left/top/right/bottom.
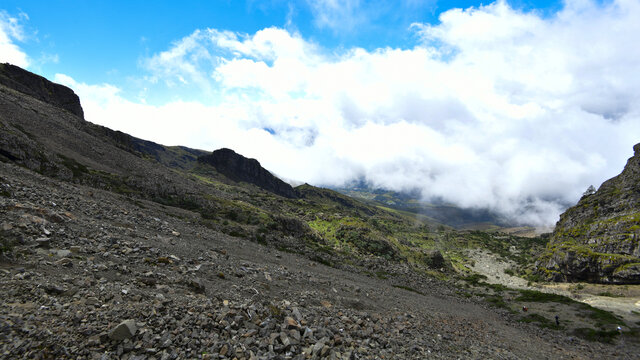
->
[[537, 143, 640, 284], [198, 148, 297, 198], [0, 63, 84, 118]]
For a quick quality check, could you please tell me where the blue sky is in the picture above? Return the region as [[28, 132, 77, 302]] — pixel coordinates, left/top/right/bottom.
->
[[1, 0, 639, 227], [3, 0, 562, 95]]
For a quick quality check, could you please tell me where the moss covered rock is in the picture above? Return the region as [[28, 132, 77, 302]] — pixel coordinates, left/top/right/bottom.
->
[[536, 143, 640, 284]]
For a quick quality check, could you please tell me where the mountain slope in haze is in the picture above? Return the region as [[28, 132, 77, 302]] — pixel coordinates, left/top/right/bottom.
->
[[536, 144, 640, 284], [335, 184, 517, 230]]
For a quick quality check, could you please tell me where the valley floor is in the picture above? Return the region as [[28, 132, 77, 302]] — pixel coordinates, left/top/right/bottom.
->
[[1, 162, 638, 359], [468, 249, 640, 324]]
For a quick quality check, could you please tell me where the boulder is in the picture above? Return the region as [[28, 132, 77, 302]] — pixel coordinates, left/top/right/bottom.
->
[[108, 319, 138, 341]]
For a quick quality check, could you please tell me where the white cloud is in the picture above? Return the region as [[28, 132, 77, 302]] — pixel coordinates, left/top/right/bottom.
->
[[0, 10, 30, 67], [306, 0, 364, 31], [62, 0, 640, 227]]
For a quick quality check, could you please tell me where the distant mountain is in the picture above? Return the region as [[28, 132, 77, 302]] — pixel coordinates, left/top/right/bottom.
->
[[536, 144, 640, 284], [198, 148, 297, 198], [334, 184, 510, 229]]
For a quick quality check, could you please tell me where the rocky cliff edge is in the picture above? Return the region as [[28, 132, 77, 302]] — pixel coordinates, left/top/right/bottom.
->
[[536, 143, 640, 284], [0, 63, 84, 118]]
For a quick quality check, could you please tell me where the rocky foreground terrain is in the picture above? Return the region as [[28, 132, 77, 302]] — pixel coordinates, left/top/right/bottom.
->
[[1, 64, 639, 359], [2, 162, 637, 360]]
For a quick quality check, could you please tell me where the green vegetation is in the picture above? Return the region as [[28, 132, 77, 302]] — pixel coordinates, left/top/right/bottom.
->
[[572, 328, 619, 343], [519, 314, 561, 329], [485, 295, 510, 310], [57, 154, 89, 178], [587, 307, 623, 327], [0, 230, 18, 254]]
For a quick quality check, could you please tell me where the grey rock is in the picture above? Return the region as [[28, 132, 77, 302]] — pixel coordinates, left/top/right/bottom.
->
[[35, 237, 51, 248], [198, 148, 297, 199], [109, 319, 138, 341], [44, 284, 65, 295], [537, 143, 640, 284], [56, 249, 71, 257], [186, 278, 206, 294]]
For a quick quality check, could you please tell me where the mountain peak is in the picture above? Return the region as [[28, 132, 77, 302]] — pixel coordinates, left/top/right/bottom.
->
[[198, 148, 297, 198], [0, 63, 84, 118]]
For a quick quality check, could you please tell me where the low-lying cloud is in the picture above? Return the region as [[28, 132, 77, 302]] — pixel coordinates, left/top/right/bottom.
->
[[55, 0, 640, 227], [0, 10, 30, 67]]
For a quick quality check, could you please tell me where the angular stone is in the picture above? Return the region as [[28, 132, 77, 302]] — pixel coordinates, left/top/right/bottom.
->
[[280, 333, 291, 347], [85, 296, 100, 306], [186, 278, 205, 294], [35, 237, 50, 248], [56, 249, 71, 257], [284, 316, 299, 329], [219, 344, 229, 356], [312, 340, 325, 355], [44, 284, 65, 295], [291, 307, 303, 322], [55, 258, 73, 267], [109, 319, 137, 341]]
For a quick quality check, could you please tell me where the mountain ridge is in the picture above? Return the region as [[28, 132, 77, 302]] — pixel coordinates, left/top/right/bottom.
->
[[536, 143, 640, 283], [0, 63, 84, 118], [198, 148, 298, 199]]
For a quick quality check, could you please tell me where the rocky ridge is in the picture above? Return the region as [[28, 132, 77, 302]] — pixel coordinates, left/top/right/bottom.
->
[[0, 63, 84, 118], [198, 148, 297, 199], [537, 144, 640, 284]]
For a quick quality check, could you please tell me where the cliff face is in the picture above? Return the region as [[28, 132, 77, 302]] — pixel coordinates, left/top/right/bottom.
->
[[537, 144, 640, 284], [198, 148, 298, 198], [0, 63, 84, 118]]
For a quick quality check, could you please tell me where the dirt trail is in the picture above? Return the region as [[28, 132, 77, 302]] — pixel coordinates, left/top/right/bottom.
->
[[467, 249, 640, 324]]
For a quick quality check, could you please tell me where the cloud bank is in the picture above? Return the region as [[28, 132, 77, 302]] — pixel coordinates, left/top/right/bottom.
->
[[0, 10, 30, 67], [57, 0, 640, 227]]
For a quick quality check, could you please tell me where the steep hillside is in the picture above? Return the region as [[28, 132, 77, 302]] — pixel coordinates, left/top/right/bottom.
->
[[537, 144, 640, 284], [0, 63, 448, 272]]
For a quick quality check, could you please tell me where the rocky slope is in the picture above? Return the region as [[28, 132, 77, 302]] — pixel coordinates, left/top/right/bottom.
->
[[537, 144, 640, 284], [1, 64, 638, 358], [5, 161, 634, 359], [198, 148, 297, 199]]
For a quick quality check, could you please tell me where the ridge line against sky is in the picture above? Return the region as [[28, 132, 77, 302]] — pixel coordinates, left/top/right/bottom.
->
[[1, 0, 639, 227]]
